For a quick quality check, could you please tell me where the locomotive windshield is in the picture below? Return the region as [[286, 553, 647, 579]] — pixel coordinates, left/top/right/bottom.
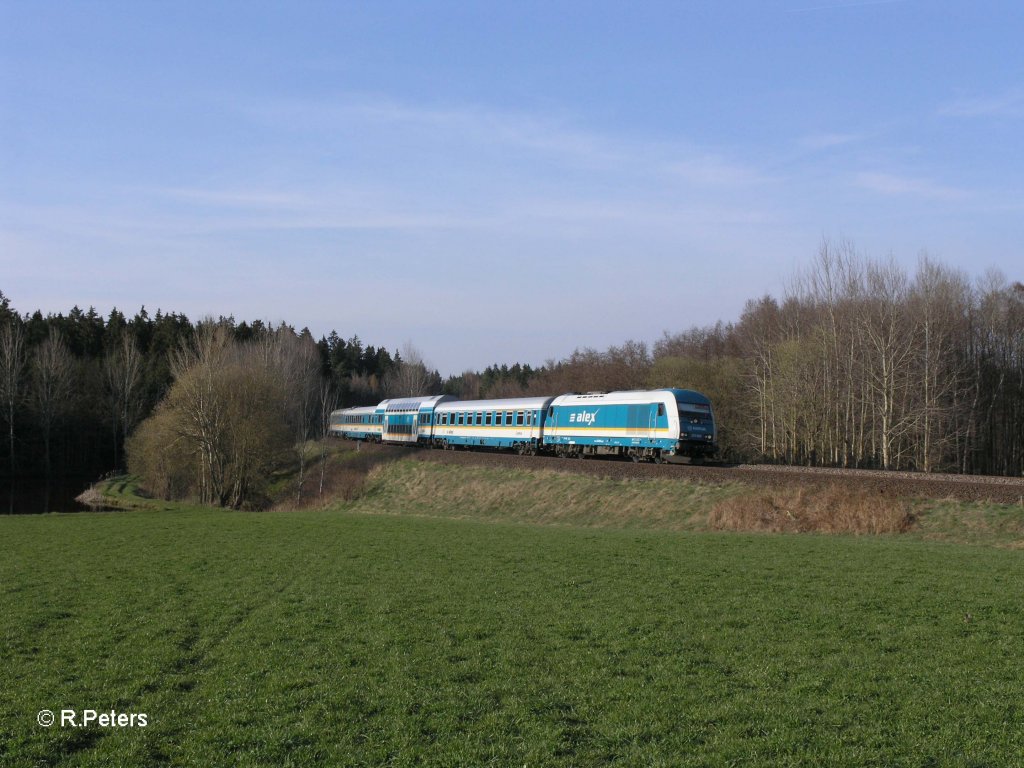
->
[[678, 403, 712, 426]]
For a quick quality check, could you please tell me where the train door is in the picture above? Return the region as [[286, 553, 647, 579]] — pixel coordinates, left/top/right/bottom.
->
[[649, 403, 660, 441]]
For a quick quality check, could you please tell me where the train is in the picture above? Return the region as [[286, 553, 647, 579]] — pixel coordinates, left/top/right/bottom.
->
[[329, 388, 717, 463]]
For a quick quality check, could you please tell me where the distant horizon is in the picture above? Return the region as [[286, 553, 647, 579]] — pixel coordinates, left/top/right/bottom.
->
[[3, 245, 1019, 378]]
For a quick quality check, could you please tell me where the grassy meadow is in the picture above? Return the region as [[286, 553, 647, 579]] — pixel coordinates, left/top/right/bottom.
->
[[3, 456, 1024, 766]]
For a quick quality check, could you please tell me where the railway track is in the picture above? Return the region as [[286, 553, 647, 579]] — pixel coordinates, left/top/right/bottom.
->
[[349, 442, 1024, 504]]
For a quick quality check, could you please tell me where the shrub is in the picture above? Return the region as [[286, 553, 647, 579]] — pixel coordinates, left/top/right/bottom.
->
[[708, 483, 916, 535]]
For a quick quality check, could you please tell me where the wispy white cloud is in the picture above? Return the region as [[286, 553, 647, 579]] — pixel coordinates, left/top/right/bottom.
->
[[154, 187, 309, 209], [798, 132, 864, 150], [668, 155, 770, 187], [938, 88, 1024, 119], [240, 93, 768, 187], [142, 185, 494, 232], [854, 171, 970, 201], [786, 0, 907, 13], [243, 94, 628, 169]]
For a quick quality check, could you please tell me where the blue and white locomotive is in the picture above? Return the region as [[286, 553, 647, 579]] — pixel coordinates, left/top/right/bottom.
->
[[330, 388, 717, 463], [546, 388, 715, 462]]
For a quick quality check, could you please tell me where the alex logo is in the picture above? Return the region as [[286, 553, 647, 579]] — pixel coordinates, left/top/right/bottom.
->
[[569, 410, 598, 425]]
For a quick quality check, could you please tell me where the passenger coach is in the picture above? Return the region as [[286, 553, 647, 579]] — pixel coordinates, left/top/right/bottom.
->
[[431, 396, 555, 454], [328, 405, 384, 442], [379, 394, 454, 446]]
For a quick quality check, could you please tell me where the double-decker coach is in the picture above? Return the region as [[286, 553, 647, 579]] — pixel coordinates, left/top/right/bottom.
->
[[379, 394, 455, 446]]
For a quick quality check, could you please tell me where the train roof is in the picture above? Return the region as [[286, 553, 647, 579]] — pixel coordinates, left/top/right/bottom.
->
[[331, 405, 378, 415], [435, 395, 555, 411], [661, 388, 713, 406], [378, 394, 455, 412], [551, 389, 712, 407]]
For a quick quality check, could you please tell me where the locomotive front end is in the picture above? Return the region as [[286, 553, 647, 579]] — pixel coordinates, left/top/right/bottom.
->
[[667, 389, 717, 460]]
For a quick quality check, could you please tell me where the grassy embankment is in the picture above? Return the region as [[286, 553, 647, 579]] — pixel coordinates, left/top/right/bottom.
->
[[3, 449, 1024, 766], [312, 446, 1024, 546]]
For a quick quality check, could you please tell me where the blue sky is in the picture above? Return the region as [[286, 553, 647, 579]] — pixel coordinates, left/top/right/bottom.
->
[[1, 1, 1022, 374]]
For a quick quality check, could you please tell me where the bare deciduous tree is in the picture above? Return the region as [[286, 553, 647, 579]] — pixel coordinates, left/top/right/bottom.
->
[[317, 376, 339, 497], [1, 321, 26, 512], [385, 343, 440, 397], [31, 327, 75, 508], [1, 321, 26, 477], [103, 332, 143, 468]]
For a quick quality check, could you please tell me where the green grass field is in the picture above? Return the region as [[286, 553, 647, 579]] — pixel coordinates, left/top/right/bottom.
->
[[3, 463, 1024, 766]]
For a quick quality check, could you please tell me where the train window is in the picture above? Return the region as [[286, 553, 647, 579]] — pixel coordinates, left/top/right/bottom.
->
[[657, 404, 665, 417], [476, 413, 482, 426], [516, 411, 524, 426], [485, 413, 492, 426], [457, 413, 464, 425], [548, 407, 554, 418], [506, 411, 513, 423], [527, 411, 533, 425]]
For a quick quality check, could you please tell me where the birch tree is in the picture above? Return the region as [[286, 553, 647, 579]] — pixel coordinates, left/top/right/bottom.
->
[[103, 332, 143, 468], [31, 327, 75, 507]]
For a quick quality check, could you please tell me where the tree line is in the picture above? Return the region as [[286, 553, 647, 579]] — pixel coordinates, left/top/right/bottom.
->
[[2, 244, 1021, 510], [0, 293, 436, 509], [444, 243, 1022, 476]]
